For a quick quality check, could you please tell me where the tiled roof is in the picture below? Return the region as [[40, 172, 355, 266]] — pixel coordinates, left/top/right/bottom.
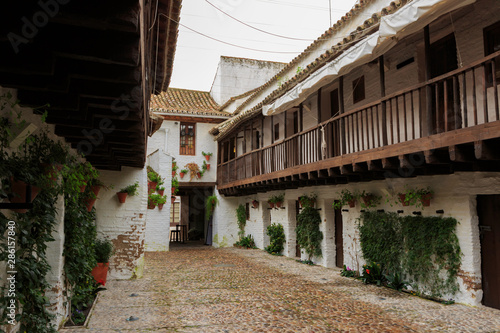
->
[[151, 88, 230, 117], [211, 0, 407, 139]]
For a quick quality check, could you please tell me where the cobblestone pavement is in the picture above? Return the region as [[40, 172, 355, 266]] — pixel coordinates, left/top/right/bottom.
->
[[60, 245, 500, 332]]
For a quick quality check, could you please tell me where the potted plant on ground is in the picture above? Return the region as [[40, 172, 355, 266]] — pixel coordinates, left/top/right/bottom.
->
[[116, 181, 139, 203], [202, 151, 212, 162], [91, 237, 114, 286], [179, 168, 188, 179]]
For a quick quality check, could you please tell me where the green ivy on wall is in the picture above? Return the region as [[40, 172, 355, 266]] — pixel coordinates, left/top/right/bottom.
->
[[296, 206, 323, 261], [358, 211, 462, 297]]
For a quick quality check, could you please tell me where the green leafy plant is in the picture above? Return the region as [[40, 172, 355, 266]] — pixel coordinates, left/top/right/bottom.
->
[[332, 189, 359, 209], [359, 262, 386, 286], [201, 151, 212, 157], [147, 171, 162, 183], [265, 223, 286, 255], [385, 271, 409, 291], [295, 206, 323, 261], [180, 168, 188, 174], [236, 204, 246, 240], [119, 181, 139, 196], [172, 161, 178, 173], [360, 191, 381, 208], [234, 235, 257, 249], [205, 195, 219, 221], [94, 238, 114, 263], [299, 193, 317, 208], [396, 186, 434, 209], [268, 193, 285, 204], [340, 265, 358, 277], [149, 193, 166, 206], [359, 211, 461, 297]]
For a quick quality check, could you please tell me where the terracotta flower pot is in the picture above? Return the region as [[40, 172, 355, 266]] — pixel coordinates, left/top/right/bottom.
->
[[157, 189, 165, 196], [117, 192, 127, 203], [276, 201, 282, 208], [252, 201, 259, 208], [171, 196, 176, 204], [420, 193, 432, 207], [8, 178, 41, 213], [206, 164, 210, 171], [362, 195, 374, 207], [148, 181, 157, 192], [268, 202, 275, 208], [91, 262, 109, 286], [348, 199, 356, 208], [85, 185, 101, 212], [158, 203, 164, 210], [179, 172, 185, 179], [197, 172, 201, 178], [171, 187, 176, 194], [147, 202, 156, 209], [398, 194, 410, 206], [205, 155, 210, 162], [172, 171, 176, 177], [80, 182, 87, 193]]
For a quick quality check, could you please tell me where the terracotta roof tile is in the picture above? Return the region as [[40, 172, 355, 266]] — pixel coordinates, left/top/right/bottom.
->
[[151, 88, 230, 117]]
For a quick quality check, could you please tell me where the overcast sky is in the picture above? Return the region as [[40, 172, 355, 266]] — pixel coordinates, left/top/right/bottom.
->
[[169, 0, 358, 92]]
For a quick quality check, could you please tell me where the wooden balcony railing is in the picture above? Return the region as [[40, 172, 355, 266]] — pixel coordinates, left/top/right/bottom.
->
[[218, 51, 500, 187]]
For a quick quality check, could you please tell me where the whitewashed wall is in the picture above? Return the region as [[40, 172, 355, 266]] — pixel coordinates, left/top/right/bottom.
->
[[144, 150, 173, 251], [213, 171, 500, 306], [95, 167, 148, 280]]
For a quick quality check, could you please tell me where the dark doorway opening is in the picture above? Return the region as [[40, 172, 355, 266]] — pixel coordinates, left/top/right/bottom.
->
[[477, 195, 500, 310]]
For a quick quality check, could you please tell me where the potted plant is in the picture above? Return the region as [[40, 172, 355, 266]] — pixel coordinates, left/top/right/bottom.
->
[[252, 200, 259, 208], [171, 196, 176, 204], [147, 167, 162, 192], [91, 237, 114, 286], [418, 187, 434, 207], [171, 177, 179, 195], [172, 161, 178, 177], [116, 181, 139, 203], [269, 193, 284, 208], [202, 160, 210, 172], [332, 189, 359, 209], [206, 195, 219, 221], [185, 162, 200, 181], [157, 186, 165, 196], [299, 193, 317, 208], [267, 197, 275, 209], [156, 195, 167, 210], [148, 193, 165, 209], [396, 186, 434, 208], [360, 191, 381, 208], [202, 151, 212, 162], [179, 168, 188, 179], [84, 179, 110, 212]]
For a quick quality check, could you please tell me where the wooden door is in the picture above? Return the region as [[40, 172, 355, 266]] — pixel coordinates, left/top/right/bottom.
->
[[477, 195, 500, 310], [334, 202, 344, 268]]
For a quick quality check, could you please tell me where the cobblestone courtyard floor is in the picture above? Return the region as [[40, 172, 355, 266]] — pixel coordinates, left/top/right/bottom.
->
[[60, 245, 500, 332]]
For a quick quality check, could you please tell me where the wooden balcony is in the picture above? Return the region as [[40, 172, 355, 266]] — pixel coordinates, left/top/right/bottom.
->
[[217, 52, 500, 196]]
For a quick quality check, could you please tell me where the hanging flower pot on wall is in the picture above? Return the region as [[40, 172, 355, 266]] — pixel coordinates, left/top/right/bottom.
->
[[147, 201, 156, 209], [158, 203, 164, 210], [206, 164, 210, 171], [420, 193, 433, 207], [8, 178, 41, 213], [116, 192, 128, 203], [171, 196, 176, 204], [147, 181, 157, 192], [80, 181, 87, 193], [157, 188, 165, 196], [398, 193, 410, 206], [85, 185, 101, 212], [348, 199, 356, 208], [179, 172, 185, 179]]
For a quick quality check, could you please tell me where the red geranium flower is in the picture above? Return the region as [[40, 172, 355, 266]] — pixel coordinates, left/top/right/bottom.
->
[[366, 269, 370, 275]]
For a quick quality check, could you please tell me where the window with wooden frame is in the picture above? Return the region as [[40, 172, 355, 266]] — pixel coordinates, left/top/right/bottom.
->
[[254, 130, 260, 149], [274, 123, 280, 141], [352, 76, 365, 104], [484, 21, 500, 87], [293, 111, 299, 134], [180, 123, 196, 155]]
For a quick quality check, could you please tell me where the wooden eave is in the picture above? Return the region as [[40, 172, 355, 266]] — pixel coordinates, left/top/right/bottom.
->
[[0, 0, 181, 170]]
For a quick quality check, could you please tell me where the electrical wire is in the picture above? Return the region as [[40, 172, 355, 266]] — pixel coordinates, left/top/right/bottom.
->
[[205, 0, 316, 41], [160, 13, 308, 54]]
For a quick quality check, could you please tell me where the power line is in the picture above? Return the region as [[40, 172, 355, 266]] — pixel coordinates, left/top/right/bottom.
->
[[205, 0, 315, 41], [160, 13, 307, 54]]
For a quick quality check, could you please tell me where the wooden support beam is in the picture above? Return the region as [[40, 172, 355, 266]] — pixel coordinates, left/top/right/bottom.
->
[[382, 158, 398, 169], [367, 160, 382, 171], [399, 155, 412, 169], [424, 150, 449, 164], [353, 162, 367, 173], [475, 140, 500, 160], [318, 169, 328, 179], [328, 168, 339, 177], [299, 173, 308, 180], [449, 145, 474, 162], [308, 171, 318, 180], [340, 164, 353, 175]]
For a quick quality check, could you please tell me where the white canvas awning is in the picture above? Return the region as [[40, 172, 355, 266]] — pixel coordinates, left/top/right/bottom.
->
[[263, 0, 476, 116]]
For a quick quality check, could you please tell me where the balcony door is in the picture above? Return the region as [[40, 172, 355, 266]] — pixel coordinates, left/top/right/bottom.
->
[[429, 33, 459, 133]]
